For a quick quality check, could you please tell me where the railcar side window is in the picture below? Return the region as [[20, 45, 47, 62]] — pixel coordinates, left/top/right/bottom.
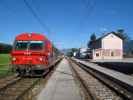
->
[[29, 41, 44, 50], [15, 41, 28, 50]]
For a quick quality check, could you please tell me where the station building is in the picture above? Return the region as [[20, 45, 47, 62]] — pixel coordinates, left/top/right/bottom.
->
[[91, 32, 123, 60]]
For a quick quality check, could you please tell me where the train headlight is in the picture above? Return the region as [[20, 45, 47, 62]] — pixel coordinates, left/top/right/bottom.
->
[[39, 57, 43, 61], [12, 57, 16, 61]]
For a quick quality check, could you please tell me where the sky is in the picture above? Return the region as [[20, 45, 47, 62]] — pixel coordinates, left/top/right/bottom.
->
[[0, 0, 133, 49]]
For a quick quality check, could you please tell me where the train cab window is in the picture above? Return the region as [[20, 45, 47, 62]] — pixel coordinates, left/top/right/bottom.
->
[[29, 41, 44, 50], [15, 41, 28, 50]]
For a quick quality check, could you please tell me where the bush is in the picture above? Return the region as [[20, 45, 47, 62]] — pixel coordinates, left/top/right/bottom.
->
[[0, 43, 12, 54]]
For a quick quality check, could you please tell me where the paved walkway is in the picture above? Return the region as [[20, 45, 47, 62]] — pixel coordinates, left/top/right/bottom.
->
[[37, 58, 82, 100]]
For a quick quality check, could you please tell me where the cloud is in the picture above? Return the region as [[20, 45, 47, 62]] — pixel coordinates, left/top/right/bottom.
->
[[54, 42, 65, 49], [99, 27, 108, 32]]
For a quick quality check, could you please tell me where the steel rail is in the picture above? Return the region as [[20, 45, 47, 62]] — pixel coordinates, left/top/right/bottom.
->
[[0, 57, 62, 100], [72, 58, 133, 100], [68, 58, 96, 100]]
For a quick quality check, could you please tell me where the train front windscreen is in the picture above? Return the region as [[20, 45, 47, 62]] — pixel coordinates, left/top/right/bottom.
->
[[15, 41, 44, 51]]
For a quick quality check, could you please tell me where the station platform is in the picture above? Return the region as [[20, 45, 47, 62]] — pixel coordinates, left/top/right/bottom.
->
[[74, 58, 133, 87], [91, 58, 133, 63], [37, 58, 83, 100]]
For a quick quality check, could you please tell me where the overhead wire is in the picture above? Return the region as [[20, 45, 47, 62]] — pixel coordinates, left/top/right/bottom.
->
[[76, 0, 95, 48], [23, 0, 52, 34], [78, 0, 95, 31]]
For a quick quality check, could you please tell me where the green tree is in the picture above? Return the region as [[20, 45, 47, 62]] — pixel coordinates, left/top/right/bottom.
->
[[90, 33, 96, 41], [0, 43, 12, 54], [116, 29, 130, 42], [66, 48, 78, 57], [71, 48, 78, 53], [87, 33, 96, 49]]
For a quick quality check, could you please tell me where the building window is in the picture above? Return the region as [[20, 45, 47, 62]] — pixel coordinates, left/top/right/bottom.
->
[[96, 53, 99, 57], [111, 51, 114, 56]]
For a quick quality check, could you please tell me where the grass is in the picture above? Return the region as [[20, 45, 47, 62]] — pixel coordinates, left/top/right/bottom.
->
[[0, 65, 13, 78], [0, 54, 11, 65], [0, 54, 14, 78]]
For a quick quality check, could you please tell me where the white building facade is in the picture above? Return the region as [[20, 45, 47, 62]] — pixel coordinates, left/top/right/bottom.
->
[[92, 33, 123, 60]]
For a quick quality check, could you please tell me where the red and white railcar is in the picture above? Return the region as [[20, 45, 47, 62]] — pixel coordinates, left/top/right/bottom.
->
[[11, 33, 56, 76]]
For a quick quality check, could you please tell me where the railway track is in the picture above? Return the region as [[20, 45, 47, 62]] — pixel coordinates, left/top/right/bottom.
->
[[0, 76, 40, 100], [0, 58, 62, 100], [68, 58, 133, 100], [0, 74, 20, 90]]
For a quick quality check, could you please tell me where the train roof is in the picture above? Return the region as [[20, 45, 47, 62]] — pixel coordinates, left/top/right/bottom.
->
[[15, 33, 48, 41]]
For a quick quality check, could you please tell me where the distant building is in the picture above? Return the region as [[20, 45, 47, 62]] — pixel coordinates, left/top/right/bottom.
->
[[73, 52, 77, 57], [91, 32, 123, 60], [74, 48, 91, 59]]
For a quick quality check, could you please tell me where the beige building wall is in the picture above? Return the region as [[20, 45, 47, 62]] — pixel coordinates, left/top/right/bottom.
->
[[102, 33, 123, 50], [102, 33, 123, 59], [93, 33, 123, 60], [93, 49, 102, 60]]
